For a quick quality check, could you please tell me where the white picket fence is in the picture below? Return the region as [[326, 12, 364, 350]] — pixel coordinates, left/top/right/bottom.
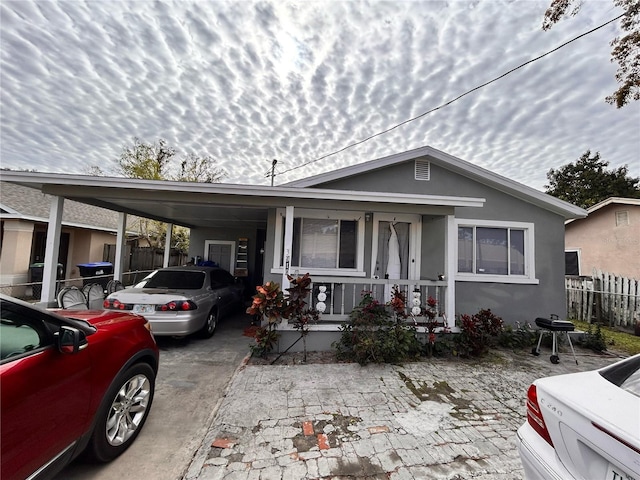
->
[[566, 270, 640, 327]]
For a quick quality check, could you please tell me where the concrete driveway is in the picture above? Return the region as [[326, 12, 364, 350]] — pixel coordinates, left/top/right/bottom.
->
[[56, 311, 254, 480], [186, 346, 627, 479]]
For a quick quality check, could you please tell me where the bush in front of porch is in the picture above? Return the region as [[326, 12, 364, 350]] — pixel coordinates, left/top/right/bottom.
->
[[333, 287, 422, 365]]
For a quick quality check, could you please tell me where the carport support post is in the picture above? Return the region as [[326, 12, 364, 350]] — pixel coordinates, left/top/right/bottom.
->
[[444, 214, 456, 329], [40, 195, 64, 306], [113, 212, 128, 282], [163, 223, 173, 267]]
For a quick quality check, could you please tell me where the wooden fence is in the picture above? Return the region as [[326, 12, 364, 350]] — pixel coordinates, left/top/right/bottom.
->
[[566, 270, 639, 328], [103, 245, 187, 271]]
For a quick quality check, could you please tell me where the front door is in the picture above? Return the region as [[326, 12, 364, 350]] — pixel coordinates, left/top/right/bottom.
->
[[371, 215, 421, 298]]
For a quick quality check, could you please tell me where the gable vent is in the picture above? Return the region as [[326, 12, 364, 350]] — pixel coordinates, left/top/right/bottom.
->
[[415, 160, 430, 181], [615, 210, 629, 226]]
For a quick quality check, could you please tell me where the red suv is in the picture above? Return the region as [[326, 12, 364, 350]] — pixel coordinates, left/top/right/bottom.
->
[[0, 294, 159, 480]]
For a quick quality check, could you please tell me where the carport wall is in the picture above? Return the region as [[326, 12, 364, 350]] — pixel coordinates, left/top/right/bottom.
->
[[259, 158, 570, 352]]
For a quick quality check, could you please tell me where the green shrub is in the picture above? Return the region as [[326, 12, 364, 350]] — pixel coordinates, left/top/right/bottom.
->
[[333, 290, 420, 365], [582, 322, 607, 352], [456, 308, 504, 357], [497, 322, 538, 349]]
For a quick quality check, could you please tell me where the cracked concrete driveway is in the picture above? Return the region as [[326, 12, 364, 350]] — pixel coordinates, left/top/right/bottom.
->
[[186, 347, 624, 480], [55, 311, 253, 480]]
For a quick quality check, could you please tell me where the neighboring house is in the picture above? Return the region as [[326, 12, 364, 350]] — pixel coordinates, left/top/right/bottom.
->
[[0, 182, 133, 296], [565, 197, 640, 279], [0, 146, 586, 351]]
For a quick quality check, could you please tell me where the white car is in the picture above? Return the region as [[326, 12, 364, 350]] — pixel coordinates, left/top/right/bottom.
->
[[517, 354, 640, 480], [103, 266, 244, 338]]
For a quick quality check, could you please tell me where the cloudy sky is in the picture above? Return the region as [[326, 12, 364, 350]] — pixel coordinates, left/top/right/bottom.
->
[[1, 0, 638, 191]]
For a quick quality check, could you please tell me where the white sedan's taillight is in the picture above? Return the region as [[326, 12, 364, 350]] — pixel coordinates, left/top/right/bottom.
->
[[526, 384, 554, 447]]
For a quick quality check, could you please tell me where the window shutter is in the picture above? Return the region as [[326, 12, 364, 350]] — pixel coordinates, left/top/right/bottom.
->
[[414, 160, 430, 181]]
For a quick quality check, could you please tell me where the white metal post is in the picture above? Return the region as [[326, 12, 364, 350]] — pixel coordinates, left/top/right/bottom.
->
[[445, 214, 457, 329], [164, 223, 173, 267], [282, 206, 294, 293], [40, 196, 64, 305], [113, 212, 127, 281]]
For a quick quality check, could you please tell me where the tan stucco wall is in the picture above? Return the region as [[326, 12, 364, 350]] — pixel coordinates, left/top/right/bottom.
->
[[67, 230, 115, 278], [565, 204, 640, 279], [0, 220, 35, 295]]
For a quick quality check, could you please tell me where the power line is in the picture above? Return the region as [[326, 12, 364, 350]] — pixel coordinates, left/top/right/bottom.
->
[[277, 13, 625, 179]]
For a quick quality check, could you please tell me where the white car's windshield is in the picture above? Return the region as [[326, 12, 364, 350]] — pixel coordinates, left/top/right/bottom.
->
[[137, 271, 205, 290]]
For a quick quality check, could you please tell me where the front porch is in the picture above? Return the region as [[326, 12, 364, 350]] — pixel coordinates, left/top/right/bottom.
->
[[275, 276, 452, 335]]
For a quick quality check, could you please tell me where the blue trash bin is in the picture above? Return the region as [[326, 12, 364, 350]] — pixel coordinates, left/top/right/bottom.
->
[[77, 262, 113, 289]]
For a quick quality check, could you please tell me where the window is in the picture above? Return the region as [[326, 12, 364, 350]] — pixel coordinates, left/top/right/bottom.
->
[[274, 209, 365, 275], [456, 220, 536, 283], [565, 250, 580, 276], [139, 270, 205, 289], [1, 304, 47, 362]]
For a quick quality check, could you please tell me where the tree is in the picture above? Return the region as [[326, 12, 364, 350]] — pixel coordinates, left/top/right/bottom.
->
[[116, 138, 226, 183], [108, 138, 227, 252], [117, 138, 175, 180], [178, 153, 226, 183], [543, 0, 640, 108], [545, 150, 640, 208]]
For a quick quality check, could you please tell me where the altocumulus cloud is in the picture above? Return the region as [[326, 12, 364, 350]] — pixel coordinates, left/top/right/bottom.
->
[[1, 0, 638, 189]]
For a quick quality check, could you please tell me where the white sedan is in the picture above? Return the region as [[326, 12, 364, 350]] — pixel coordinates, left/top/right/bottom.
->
[[104, 266, 244, 338], [517, 354, 640, 480]]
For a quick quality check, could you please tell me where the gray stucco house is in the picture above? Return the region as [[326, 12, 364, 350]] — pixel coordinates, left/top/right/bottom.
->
[[1, 146, 586, 350]]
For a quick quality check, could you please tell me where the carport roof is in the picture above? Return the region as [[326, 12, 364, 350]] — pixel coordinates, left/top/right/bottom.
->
[[0, 171, 485, 229]]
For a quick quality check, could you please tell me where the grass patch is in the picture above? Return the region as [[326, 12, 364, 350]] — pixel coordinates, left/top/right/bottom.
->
[[572, 320, 640, 356]]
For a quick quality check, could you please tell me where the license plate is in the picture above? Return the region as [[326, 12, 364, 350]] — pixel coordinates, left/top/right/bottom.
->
[[133, 304, 154, 314], [605, 462, 637, 480]]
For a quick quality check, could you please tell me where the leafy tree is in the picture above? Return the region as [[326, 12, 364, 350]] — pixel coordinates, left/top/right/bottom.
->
[[542, 0, 640, 108], [104, 138, 227, 252], [118, 138, 174, 180], [545, 150, 640, 208], [178, 153, 226, 183], [116, 138, 226, 183]]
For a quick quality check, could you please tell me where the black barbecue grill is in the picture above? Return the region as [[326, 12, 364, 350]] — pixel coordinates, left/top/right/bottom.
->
[[532, 314, 578, 365]]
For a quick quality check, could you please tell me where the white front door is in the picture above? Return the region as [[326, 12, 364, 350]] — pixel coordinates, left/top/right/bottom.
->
[[371, 214, 421, 281]]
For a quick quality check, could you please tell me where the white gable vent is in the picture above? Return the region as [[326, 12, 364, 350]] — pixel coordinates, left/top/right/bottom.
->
[[615, 210, 629, 226], [415, 159, 430, 181]]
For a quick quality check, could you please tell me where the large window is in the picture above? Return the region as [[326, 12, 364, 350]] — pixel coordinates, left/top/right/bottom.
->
[[274, 209, 364, 275], [456, 220, 536, 283]]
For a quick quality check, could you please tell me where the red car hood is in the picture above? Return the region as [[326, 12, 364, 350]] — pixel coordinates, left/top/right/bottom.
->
[[52, 309, 147, 329]]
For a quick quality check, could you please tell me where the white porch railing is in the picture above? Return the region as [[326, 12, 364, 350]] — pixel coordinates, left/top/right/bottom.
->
[[306, 276, 447, 325]]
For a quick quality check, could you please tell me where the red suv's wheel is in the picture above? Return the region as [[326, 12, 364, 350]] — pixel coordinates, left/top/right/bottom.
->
[[87, 363, 155, 462]]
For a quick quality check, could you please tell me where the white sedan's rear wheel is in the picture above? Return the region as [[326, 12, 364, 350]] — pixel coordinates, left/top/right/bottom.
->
[[199, 309, 218, 338]]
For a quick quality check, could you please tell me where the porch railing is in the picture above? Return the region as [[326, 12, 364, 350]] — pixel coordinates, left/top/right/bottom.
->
[[306, 276, 447, 324]]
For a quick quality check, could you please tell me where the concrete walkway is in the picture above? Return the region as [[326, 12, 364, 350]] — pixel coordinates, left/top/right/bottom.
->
[[184, 347, 624, 480]]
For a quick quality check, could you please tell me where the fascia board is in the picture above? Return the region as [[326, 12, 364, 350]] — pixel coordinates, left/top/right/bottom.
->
[[0, 211, 122, 233], [0, 204, 19, 215]]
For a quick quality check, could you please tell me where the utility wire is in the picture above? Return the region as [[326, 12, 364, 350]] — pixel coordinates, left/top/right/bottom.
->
[[277, 13, 625, 178]]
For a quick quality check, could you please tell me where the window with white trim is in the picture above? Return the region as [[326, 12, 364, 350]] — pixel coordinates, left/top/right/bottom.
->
[[456, 220, 536, 283], [273, 209, 365, 275]]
